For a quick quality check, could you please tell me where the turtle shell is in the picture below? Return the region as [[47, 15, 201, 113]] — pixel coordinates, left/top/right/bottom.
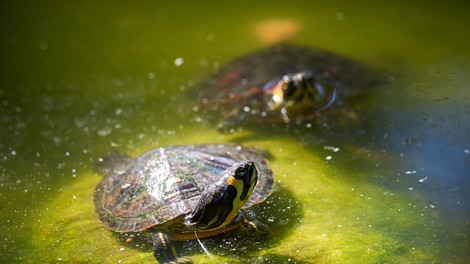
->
[[195, 43, 379, 128], [94, 144, 273, 233]]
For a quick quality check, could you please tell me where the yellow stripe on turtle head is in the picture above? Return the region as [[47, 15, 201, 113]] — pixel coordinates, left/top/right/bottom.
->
[[184, 161, 258, 231]]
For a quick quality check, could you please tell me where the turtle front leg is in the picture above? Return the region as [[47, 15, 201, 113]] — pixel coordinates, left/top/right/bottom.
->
[[239, 216, 268, 235], [235, 210, 269, 235], [151, 232, 191, 264]]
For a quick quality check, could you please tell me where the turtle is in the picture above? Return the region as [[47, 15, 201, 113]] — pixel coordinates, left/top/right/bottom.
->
[[94, 144, 274, 263], [195, 43, 380, 131]]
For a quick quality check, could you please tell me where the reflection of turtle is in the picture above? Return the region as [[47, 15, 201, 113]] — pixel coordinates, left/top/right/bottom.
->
[[195, 43, 378, 130], [94, 144, 274, 263]]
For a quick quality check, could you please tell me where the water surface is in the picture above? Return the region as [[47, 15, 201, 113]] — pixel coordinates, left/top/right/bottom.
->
[[1, 1, 469, 263]]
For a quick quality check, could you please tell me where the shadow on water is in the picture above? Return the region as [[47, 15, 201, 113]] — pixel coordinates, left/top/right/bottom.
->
[[109, 185, 304, 263]]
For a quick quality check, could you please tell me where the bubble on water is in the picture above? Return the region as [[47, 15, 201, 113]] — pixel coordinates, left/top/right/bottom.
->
[[148, 72, 156, 79], [97, 127, 112, 137], [335, 11, 345, 20], [115, 108, 123, 116], [324, 145, 340, 152], [325, 155, 332, 161], [418, 177, 428, 183], [174, 57, 184, 67], [206, 34, 214, 41]]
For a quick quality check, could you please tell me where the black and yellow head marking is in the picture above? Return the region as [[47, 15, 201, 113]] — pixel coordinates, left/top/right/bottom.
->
[[265, 71, 337, 112], [227, 161, 258, 201], [281, 71, 323, 108], [184, 161, 258, 231]]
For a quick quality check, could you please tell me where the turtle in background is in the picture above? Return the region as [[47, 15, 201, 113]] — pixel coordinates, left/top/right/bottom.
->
[[195, 43, 380, 131], [94, 144, 274, 263]]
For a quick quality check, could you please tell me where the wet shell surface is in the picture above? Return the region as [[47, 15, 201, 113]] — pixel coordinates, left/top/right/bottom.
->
[[94, 144, 273, 233]]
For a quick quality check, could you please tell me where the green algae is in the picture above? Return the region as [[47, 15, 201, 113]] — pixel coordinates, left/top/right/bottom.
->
[[25, 131, 447, 263], [1, 1, 469, 263]]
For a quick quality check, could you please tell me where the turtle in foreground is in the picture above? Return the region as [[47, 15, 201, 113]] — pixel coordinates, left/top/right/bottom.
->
[[94, 144, 274, 263], [195, 43, 379, 130]]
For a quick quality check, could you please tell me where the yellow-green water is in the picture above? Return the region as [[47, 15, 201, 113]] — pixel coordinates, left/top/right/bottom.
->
[[1, 1, 469, 263]]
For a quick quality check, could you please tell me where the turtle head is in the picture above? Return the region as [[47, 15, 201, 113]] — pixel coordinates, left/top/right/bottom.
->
[[265, 71, 337, 112], [184, 160, 258, 231]]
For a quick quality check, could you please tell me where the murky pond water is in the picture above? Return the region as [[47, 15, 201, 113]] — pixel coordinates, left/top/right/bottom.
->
[[1, 1, 469, 263]]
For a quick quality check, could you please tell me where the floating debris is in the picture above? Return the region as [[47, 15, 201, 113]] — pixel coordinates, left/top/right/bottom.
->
[[418, 177, 428, 183]]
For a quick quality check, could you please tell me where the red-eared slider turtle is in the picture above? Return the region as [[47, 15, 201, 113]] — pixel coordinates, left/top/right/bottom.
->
[[195, 43, 379, 130], [94, 144, 273, 263]]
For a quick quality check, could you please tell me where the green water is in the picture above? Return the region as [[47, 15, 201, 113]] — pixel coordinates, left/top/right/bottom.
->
[[1, 1, 469, 263]]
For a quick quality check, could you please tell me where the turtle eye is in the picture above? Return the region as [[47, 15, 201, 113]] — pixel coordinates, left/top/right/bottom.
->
[[233, 161, 255, 180], [235, 167, 247, 179], [282, 80, 297, 99]]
